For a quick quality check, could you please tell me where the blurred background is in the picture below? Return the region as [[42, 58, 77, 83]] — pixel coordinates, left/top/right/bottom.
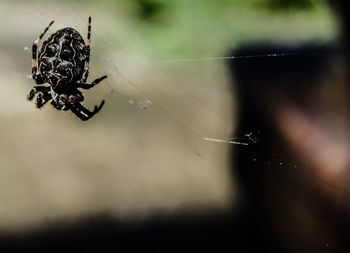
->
[[0, 0, 337, 236]]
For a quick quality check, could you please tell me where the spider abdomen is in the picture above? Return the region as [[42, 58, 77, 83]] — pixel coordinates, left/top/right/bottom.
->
[[38, 27, 87, 89]]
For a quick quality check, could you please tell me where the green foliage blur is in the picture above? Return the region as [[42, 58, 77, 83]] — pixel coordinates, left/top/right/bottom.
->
[[83, 0, 328, 17], [259, 0, 327, 10], [68, 0, 333, 62], [130, 0, 328, 18]]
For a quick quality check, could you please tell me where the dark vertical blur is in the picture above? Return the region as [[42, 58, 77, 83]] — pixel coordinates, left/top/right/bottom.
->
[[230, 0, 350, 252], [330, 0, 350, 83]]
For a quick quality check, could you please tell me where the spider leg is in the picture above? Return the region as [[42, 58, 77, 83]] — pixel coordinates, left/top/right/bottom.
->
[[78, 75, 107, 90], [50, 91, 83, 112], [32, 20, 54, 83], [69, 100, 105, 121], [51, 100, 63, 111], [81, 16, 92, 83], [36, 91, 52, 109], [27, 85, 50, 101], [52, 94, 70, 111], [27, 86, 52, 108]]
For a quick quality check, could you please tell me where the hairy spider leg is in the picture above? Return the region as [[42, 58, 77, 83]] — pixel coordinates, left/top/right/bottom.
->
[[51, 100, 63, 110], [27, 86, 52, 108], [81, 16, 92, 83], [27, 85, 50, 101], [32, 20, 54, 83], [52, 94, 71, 111], [78, 75, 107, 89], [36, 91, 52, 109], [69, 100, 105, 121]]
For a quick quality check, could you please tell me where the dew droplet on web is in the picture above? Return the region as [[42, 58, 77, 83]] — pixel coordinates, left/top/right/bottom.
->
[[129, 99, 153, 111], [137, 100, 152, 111]]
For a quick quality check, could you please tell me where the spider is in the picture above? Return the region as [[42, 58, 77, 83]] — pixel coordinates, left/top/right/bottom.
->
[[28, 16, 107, 121]]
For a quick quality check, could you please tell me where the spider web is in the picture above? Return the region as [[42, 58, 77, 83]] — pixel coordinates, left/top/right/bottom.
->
[[0, 0, 344, 233]]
